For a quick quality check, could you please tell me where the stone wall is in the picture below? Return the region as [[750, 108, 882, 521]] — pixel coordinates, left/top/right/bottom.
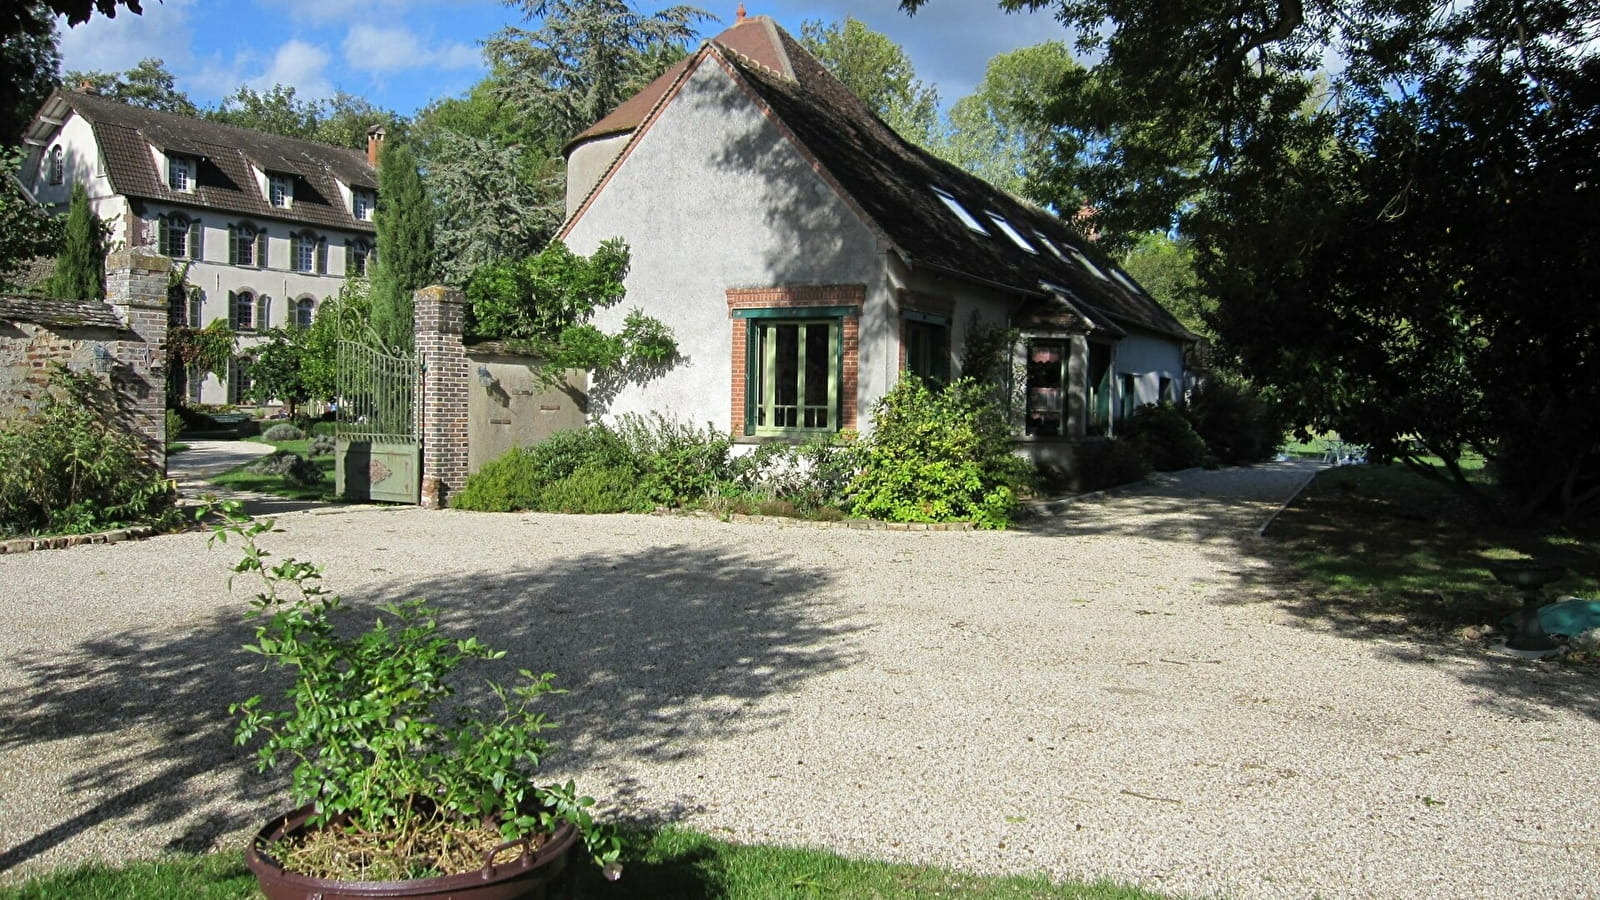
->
[[414, 286, 587, 510], [0, 249, 170, 468]]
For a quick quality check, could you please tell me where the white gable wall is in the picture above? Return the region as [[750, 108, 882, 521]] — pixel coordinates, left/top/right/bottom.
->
[[565, 57, 890, 433]]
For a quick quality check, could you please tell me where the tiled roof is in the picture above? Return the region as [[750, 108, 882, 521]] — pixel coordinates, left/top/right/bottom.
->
[[46, 90, 376, 234], [0, 294, 128, 330], [564, 16, 795, 152], [568, 17, 1195, 342]]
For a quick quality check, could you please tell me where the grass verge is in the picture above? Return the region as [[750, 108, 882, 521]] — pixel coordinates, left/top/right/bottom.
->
[[0, 826, 1166, 900], [209, 439, 337, 502], [1264, 463, 1600, 642]]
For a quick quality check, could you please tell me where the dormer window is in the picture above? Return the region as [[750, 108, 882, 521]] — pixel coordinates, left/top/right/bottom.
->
[[168, 155, 194, 192], [352, 189, 374, 221], [269, 174, 293, 208], [986, 212, 1037, 253], [48, 147, 64, 185], [930, 185, 989, 235]]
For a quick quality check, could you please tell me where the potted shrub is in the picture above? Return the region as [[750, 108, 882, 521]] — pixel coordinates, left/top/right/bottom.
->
[[211, 503, 621, 899]]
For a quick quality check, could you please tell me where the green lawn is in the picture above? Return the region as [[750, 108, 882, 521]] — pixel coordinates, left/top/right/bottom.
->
[[1266, 462, 1600, 638], [0, 826, 1167, 900], [208, 439, 338, 501]]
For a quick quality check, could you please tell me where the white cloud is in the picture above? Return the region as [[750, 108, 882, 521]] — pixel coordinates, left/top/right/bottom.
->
[[342, 23, 480, 75], [251, 40, 335, 101], [56, 0, 197, 77], [268, 0, 414, 28]]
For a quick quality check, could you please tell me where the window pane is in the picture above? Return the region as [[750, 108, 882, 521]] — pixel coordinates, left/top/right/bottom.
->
[[754, 318, 838, 434], [1025, 341, 1065, 437]]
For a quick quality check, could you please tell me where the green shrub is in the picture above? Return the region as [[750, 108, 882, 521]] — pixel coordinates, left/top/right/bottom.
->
[[0, 367, 177, 536], [309, 434, 336, 456], [1185, 374, 1286, 465], [1074, 439, 1150, 492], [165, 409, 185, 444], [735, 433, 860, 514], [453, 426, 637, 512], [612, 413, 733, 507], [537, 464, 652, 513], [262, 422, 306, 442], [250, 450, 325, 488], [309, 421, 338, 437], [1120, 403, 1209, 471], [847, 377, 1031, 528]]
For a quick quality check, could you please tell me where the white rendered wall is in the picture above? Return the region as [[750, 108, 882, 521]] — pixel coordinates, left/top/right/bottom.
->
[[1114, 329, 1186, 409], [564, 58, 889, 434]]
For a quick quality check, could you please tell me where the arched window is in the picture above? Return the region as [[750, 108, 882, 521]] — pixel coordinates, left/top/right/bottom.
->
[[346, 240, 371, 277], [232, 290, 254, 331], [48, 147, 64, 185], [159, 214, 201, 260], [295, 297, 316, 329], [230, 223, 264, 267], [290, 230, 326, 273]]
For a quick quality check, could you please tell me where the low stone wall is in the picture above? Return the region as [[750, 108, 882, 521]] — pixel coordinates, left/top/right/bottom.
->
[[0, 249, 171, 469]]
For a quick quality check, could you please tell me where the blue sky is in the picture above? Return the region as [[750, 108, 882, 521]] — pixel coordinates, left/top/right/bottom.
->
[[53, 1, 1073, 119]]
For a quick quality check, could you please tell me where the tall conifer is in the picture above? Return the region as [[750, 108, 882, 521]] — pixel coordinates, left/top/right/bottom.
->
[[369, 142, 435, 350], [48, 182, 104, 301]]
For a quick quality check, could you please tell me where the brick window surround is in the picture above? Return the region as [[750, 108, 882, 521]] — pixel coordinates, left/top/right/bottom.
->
[[727, 284, 863, 437]]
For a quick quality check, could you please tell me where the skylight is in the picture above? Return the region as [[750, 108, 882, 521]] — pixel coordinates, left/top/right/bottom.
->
[[930, 186, 989, 235], [1033, 231, 1067, 261], [1110, 268, 1141, 293], [986, 213, 1037, 253], [1069, 248, 1110, 281]]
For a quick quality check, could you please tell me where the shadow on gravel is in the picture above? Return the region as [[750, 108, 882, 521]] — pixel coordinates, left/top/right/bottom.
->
[[0, 542, 852, 872]]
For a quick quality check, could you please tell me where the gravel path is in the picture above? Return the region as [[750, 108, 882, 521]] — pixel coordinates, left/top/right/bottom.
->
[[2, 460, 1596, 898]]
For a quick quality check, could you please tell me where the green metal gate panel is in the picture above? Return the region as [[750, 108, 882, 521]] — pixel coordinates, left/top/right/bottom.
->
[[335, 340, 421, 504]]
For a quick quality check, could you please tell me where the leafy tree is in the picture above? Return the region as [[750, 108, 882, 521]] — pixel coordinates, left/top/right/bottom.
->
[[369, 142, 434, 350], [314, 91, 407, 150], [206, 85, 320, 139], [800, 16, 941, 149], [0, 146, 64, 288], [45, 181, 105, 300], [464, 238, 677, 384], [485, 0, 708, 148], [242, 328, 313, 416], [905, 0, 1600, 522], [1119, 233, 1212, 341], [63, 58, 196, 115], [934, 41, 1076, 199], [426, 130, 557, 286], [300, 278, 372, 402], [0, 3, 59, 145]]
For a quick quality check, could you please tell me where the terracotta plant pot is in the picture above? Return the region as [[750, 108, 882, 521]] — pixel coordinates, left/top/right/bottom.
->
[[245, 806, 578, 900]]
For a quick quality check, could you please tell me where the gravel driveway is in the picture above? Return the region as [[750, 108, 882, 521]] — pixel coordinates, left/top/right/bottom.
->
[[1, 460, 1595, 898]]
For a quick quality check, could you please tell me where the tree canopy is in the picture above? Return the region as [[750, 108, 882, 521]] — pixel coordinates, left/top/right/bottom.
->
[[800, 16, 942, 149], [64, 57, 197, 115], [899, 0, 1600, 521]]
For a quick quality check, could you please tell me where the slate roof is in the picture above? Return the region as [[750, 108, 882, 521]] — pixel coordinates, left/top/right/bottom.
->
[[565, 17, 1195, 343], [30, 90, 376, 235], [0, 294, 128, 331]]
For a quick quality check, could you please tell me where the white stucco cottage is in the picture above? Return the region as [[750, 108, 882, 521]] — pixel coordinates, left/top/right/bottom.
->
[[560, 14, 1197, 468], [20, 88, 379, 405]]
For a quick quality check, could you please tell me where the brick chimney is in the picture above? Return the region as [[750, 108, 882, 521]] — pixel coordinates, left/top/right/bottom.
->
[[366, 125, 386, 168], [736, 3, 745, 23]]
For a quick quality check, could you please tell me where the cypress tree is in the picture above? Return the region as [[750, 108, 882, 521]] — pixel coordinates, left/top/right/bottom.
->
[[48, 182, 105, 301], [369, 141, 435, 350]]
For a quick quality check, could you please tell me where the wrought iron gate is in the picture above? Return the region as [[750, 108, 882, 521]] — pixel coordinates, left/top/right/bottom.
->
[[334, 339, 421, 504]]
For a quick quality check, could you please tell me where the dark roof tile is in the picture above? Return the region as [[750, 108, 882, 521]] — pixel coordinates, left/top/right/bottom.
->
[[58, 90, 376, 235]]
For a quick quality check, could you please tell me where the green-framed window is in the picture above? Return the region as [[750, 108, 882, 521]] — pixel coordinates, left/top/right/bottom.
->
[[734, 307, 852, 437], [903, 312, 950, 384]]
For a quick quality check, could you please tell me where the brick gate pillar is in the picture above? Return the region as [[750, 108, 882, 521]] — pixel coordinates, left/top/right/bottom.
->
[[414, 286, 468, 509]]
